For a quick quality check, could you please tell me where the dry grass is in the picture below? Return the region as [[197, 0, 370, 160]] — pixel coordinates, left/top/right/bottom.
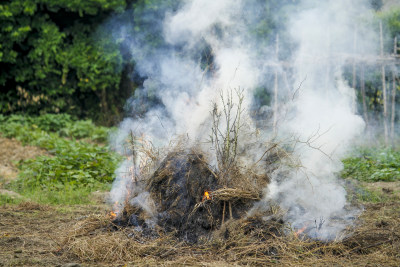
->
[[97, 129, 400, 265], [60, 215, 185, 263], [59, 201, 400, 266], [16, 201, 52, 211], [211, 188, 261, 201]]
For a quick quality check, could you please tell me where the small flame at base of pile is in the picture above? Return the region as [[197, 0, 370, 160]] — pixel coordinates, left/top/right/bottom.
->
[[109, 211, 117, 220], [108, 201, 120, 220], [202, 191, 212, 201], [294, 224, 309, 238]]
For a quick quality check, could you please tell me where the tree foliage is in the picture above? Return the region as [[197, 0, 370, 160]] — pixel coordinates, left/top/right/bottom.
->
[[0, 0, 126, 124], [1, 0, 398, 127]]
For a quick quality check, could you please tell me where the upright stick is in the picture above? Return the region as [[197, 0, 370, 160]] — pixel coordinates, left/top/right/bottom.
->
[[273, 34, 279, 133], [360, 65, 369, 128], [391, 37, 398, 142], [380, 21, 388, 144], [352, 26, 358, 112], [391, 71, 396, 141]]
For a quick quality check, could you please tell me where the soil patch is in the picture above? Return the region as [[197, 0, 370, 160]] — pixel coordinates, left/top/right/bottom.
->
[[0, 137, 47, 181]]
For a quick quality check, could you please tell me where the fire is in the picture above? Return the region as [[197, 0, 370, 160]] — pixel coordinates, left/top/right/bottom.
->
[[202, 191, 211, 201], [109, 211, 117, 220], [108, 201, 119, 220], [294, 223, 309, 238]]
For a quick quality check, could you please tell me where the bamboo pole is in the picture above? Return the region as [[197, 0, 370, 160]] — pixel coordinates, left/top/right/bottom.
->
[[352, 26, 358, 112], [273, 34, 279, 133], [391, 37, 398, 141], [391, 70, 396, 141], [380, 21, 389, 144], [360, 65, 369, 128]]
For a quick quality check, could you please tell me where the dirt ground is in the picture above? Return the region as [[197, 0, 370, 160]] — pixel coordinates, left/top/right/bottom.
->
[[0, 203, 108, 267], [0, 137, 47, 181]]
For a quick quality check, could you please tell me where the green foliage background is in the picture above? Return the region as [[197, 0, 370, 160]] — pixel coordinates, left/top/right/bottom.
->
[[0, 1, 399, 127], [0, 0, 295, 125], [0, 0, 128, 124]]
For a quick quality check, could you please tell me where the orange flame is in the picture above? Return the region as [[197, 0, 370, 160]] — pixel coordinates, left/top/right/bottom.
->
[[202, 191, 211, 201], [109, 211, 117, 220], [294, 224, 308, 238], [108, 201, 119, 220]]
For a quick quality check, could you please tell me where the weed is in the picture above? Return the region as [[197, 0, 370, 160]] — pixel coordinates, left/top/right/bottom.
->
[[356, 188, 386, 203], [210, 88, 244, 184]]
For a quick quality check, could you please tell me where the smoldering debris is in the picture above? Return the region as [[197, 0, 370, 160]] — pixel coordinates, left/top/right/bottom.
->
[[59, 201, 400, 265], [112, 148, 275, 243]]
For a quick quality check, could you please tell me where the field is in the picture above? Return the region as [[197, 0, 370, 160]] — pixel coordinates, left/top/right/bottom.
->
[[0, 115, 400, 266]]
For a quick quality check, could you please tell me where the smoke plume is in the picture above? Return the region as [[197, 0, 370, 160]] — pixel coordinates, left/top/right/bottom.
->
[[108, 0, 378, 240]]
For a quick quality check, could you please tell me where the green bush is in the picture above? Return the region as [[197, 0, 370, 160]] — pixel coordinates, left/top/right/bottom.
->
[[0, 114, 121, 204], [0, 0, 127, 123], [341, 147, 400, 182]]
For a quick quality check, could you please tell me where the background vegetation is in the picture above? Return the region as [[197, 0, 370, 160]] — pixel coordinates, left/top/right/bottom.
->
[[0, 1, 399, 205], [0, 1, 399, 128], [0, 0, 129, 125], [0, 114, 121, 204], [0, 0, 301, 125]]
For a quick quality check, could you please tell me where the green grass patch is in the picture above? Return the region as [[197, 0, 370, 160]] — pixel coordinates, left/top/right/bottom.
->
[[341, 147, 400, 182], [0, 194, 23, 205], [355, 188, 387, 203], [10, 185, 111, 205], [0, 114, 121, 205], [0, 113, 115, 143], [344, 179, 396, 204]]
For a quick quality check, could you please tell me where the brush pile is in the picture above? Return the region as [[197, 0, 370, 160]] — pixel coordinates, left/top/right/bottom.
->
[[113, 146, 275, 243]]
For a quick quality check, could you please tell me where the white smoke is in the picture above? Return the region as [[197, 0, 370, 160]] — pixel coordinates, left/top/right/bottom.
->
[[108, 0, 378, 240], [109, 0, 263, 209], [264, 0, 376, 240]]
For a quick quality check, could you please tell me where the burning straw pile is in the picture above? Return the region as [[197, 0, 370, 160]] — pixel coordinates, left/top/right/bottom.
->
[[111, 140, 278, 243], [57, 92, 400, 265], [106, 90, 282, 243]]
